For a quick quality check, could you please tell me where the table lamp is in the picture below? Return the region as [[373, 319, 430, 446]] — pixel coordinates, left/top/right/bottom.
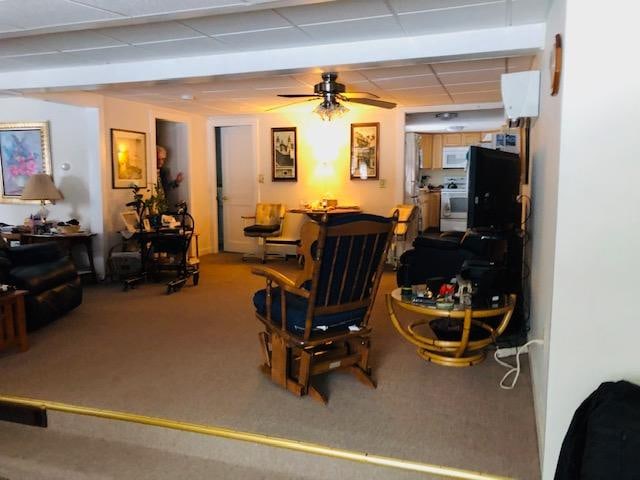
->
[[20, 173, 63, 224]]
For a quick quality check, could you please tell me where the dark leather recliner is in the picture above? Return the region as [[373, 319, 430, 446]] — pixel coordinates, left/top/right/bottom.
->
[[0, 242, 82, 331], [396, 232, 490, 287]]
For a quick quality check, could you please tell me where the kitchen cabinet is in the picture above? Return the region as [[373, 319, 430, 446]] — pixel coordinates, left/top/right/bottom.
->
[[419, 134, 433, 169], [462, 132, 482, 145], [443, 133, 463, 146], [431, 134, 443, 169], [419, 191, 441, 232]]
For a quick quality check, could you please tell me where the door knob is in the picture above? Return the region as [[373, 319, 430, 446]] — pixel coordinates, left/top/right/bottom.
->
[[221, 196, 229, 201]]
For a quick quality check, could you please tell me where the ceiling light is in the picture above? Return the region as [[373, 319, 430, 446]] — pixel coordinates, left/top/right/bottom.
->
[[446, 125, 465, 132], [180, 94, 194, 100], [435, 112, 458, 120], [313, 95, 349, 121]]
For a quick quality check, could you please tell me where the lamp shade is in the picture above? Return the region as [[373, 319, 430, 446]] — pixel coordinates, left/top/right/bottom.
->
[[20, 173, 63, 201]]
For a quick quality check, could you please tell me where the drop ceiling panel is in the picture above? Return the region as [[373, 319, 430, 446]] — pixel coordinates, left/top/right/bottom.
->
[[397, 3, 506, 35], [445, 81, 500, 94], [372, 75, 441, 89], [432, 58, 505, 74], [298, 16, 400, 43], [359, 63, 432, 80], [96, 21, 205, 44], [214, 27, 312, 50], [437, 68, 503, 85], [0, 22, 23, 33], [0, 0, 122, 30], [7, 52, 87, 69], [511, 0, 549, 25], [387, 0, 502, 14], [73, 0, 246, 17], [277, 0, 392, 24], [181, 10, 290, 35]]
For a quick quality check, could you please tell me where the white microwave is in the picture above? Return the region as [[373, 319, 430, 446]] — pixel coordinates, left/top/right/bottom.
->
[[442, 146, 469, 169]]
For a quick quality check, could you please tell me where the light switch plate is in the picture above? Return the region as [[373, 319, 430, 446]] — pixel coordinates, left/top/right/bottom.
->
[[258, 174, 264, 183], [379, 179, 386, 188]]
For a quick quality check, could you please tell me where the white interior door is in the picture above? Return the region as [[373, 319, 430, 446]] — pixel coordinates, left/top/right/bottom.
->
[[220, 125, 255, 252]]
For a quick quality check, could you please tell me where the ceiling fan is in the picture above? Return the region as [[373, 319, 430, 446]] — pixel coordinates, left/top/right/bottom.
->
[[273, 72, 397, 120]]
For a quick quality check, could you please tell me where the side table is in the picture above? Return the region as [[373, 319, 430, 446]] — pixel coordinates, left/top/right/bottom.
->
[[386, 289, 516, 367], [0, 290, 28, 353]]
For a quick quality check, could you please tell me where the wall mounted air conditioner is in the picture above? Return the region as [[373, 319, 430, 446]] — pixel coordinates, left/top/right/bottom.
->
[[501, 71, 540, 120]]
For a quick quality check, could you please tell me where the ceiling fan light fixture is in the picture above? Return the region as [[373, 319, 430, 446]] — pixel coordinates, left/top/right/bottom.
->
[[313, 98, 349, 121]]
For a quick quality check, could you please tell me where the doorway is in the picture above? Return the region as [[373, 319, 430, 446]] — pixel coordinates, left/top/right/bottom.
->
[[215, 124, 256, 253], [155, 119, 189, 210]]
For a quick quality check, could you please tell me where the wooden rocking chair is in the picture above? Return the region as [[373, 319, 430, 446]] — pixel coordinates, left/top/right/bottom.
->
[[251, 212, 397, 404]]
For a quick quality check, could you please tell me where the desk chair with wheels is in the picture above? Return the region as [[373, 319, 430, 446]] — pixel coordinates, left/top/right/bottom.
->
[[251, 212, 398, 403], [242, 203, 285, 263]]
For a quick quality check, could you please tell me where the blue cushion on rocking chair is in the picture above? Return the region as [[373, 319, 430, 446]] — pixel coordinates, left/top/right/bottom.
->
[[253, 287, 366, 336]]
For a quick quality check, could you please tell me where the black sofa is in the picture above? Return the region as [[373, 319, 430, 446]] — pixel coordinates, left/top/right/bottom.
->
[[0, 241, 82, 331]]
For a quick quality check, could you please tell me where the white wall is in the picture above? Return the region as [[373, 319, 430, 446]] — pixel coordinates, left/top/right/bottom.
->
[[0, 97, 105, 274], [255, 105, 403, 215], [102, 98, 212, 256], [527, 0, 566, 465], [539, 0, 640, 477]]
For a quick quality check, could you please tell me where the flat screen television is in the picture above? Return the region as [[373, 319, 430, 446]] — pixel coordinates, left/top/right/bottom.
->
[[467, 146, 521, 231]]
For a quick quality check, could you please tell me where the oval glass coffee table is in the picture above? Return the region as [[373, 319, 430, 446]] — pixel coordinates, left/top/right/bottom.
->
[[386, 289, 516, 367]]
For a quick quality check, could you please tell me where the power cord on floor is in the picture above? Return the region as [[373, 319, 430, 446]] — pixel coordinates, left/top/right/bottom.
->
[[494, 339, 544, 390]]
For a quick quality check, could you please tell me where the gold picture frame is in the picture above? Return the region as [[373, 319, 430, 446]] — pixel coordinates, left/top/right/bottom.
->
[[111, 129, 147, 189], [0, 121, 52, 203], [350, 122, 379, 180]]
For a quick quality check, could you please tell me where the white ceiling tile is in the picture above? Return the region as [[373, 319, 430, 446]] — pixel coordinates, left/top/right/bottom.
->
[[373, 75, 440, 89], [0, 38, 58, 57], [432, 58, 505, 74], [445, 81, 500, 94], [388, 0, 501, 14], [135, 37, 228, 57], [384, 85, 448, 96], [359, 64, 432, 80], [0, 57, 32, 72], [437, 68, 504, 84], [278, 0, 391, 24], [511, 0, 550, 25], [0, 22, 22, 33], [452, 91, 502, 103], [298, 16, 402, 43], [181, 10, 290, 35], [96, 21, 205, 44], [0, 0, 122, 29], [214, 27, 312, 50], [65, 45, 160, 63], [73, 0, 243, 17], [397, 2, 506, 35]]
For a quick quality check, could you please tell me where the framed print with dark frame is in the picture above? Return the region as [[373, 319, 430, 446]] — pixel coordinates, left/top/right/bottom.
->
[[271, 127, 297, 181], [111, 128, 147, 189], [0, 121, 52, 203], [350, 122, 379, 180]]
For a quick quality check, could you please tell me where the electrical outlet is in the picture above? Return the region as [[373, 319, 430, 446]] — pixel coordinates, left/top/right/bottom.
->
[[379, 179, 386, 188], [258, 174, 264, 184]]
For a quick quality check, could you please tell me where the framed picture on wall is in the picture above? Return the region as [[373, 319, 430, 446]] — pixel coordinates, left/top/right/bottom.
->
[[0, 121, 52, 203], [111, 128, 147, 189], [271, 127, 297, 181], [350, 122, 379, 180]]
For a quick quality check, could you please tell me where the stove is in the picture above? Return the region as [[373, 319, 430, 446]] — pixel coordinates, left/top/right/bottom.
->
[[442, 175, 467, 192], [440, 175, 468, 232]]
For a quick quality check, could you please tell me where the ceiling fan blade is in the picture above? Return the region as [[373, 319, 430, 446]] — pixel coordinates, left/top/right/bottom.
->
[[342, 91, 380, 99], [344, 97, 397, 109], [266, 98, 318, 112], [277, 94, 320, 98]]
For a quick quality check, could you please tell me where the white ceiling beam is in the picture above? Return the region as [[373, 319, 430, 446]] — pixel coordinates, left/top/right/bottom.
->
[[0, 23, 545, 91]]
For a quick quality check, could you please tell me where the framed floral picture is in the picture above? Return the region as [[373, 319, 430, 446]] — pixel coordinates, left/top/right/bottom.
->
[[111, 129, 147, 189], [271, 127, 297, 181], [0, 122, 52, 203], [350, 123, 379, 180]]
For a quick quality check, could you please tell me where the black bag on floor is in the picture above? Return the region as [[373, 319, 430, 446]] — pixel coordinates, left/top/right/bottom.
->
[[555, 380, 640, 479]]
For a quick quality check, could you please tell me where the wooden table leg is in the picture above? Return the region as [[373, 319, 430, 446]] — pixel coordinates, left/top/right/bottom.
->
[[14, 295, 28, 352]]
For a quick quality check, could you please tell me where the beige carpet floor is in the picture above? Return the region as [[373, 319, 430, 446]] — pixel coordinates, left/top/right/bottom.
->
[[0, 254, 540, 479]]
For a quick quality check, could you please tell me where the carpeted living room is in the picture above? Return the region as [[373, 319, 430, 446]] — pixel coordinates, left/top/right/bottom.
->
[[0, 252, 540, 479], [1, 1, 639, 479]]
